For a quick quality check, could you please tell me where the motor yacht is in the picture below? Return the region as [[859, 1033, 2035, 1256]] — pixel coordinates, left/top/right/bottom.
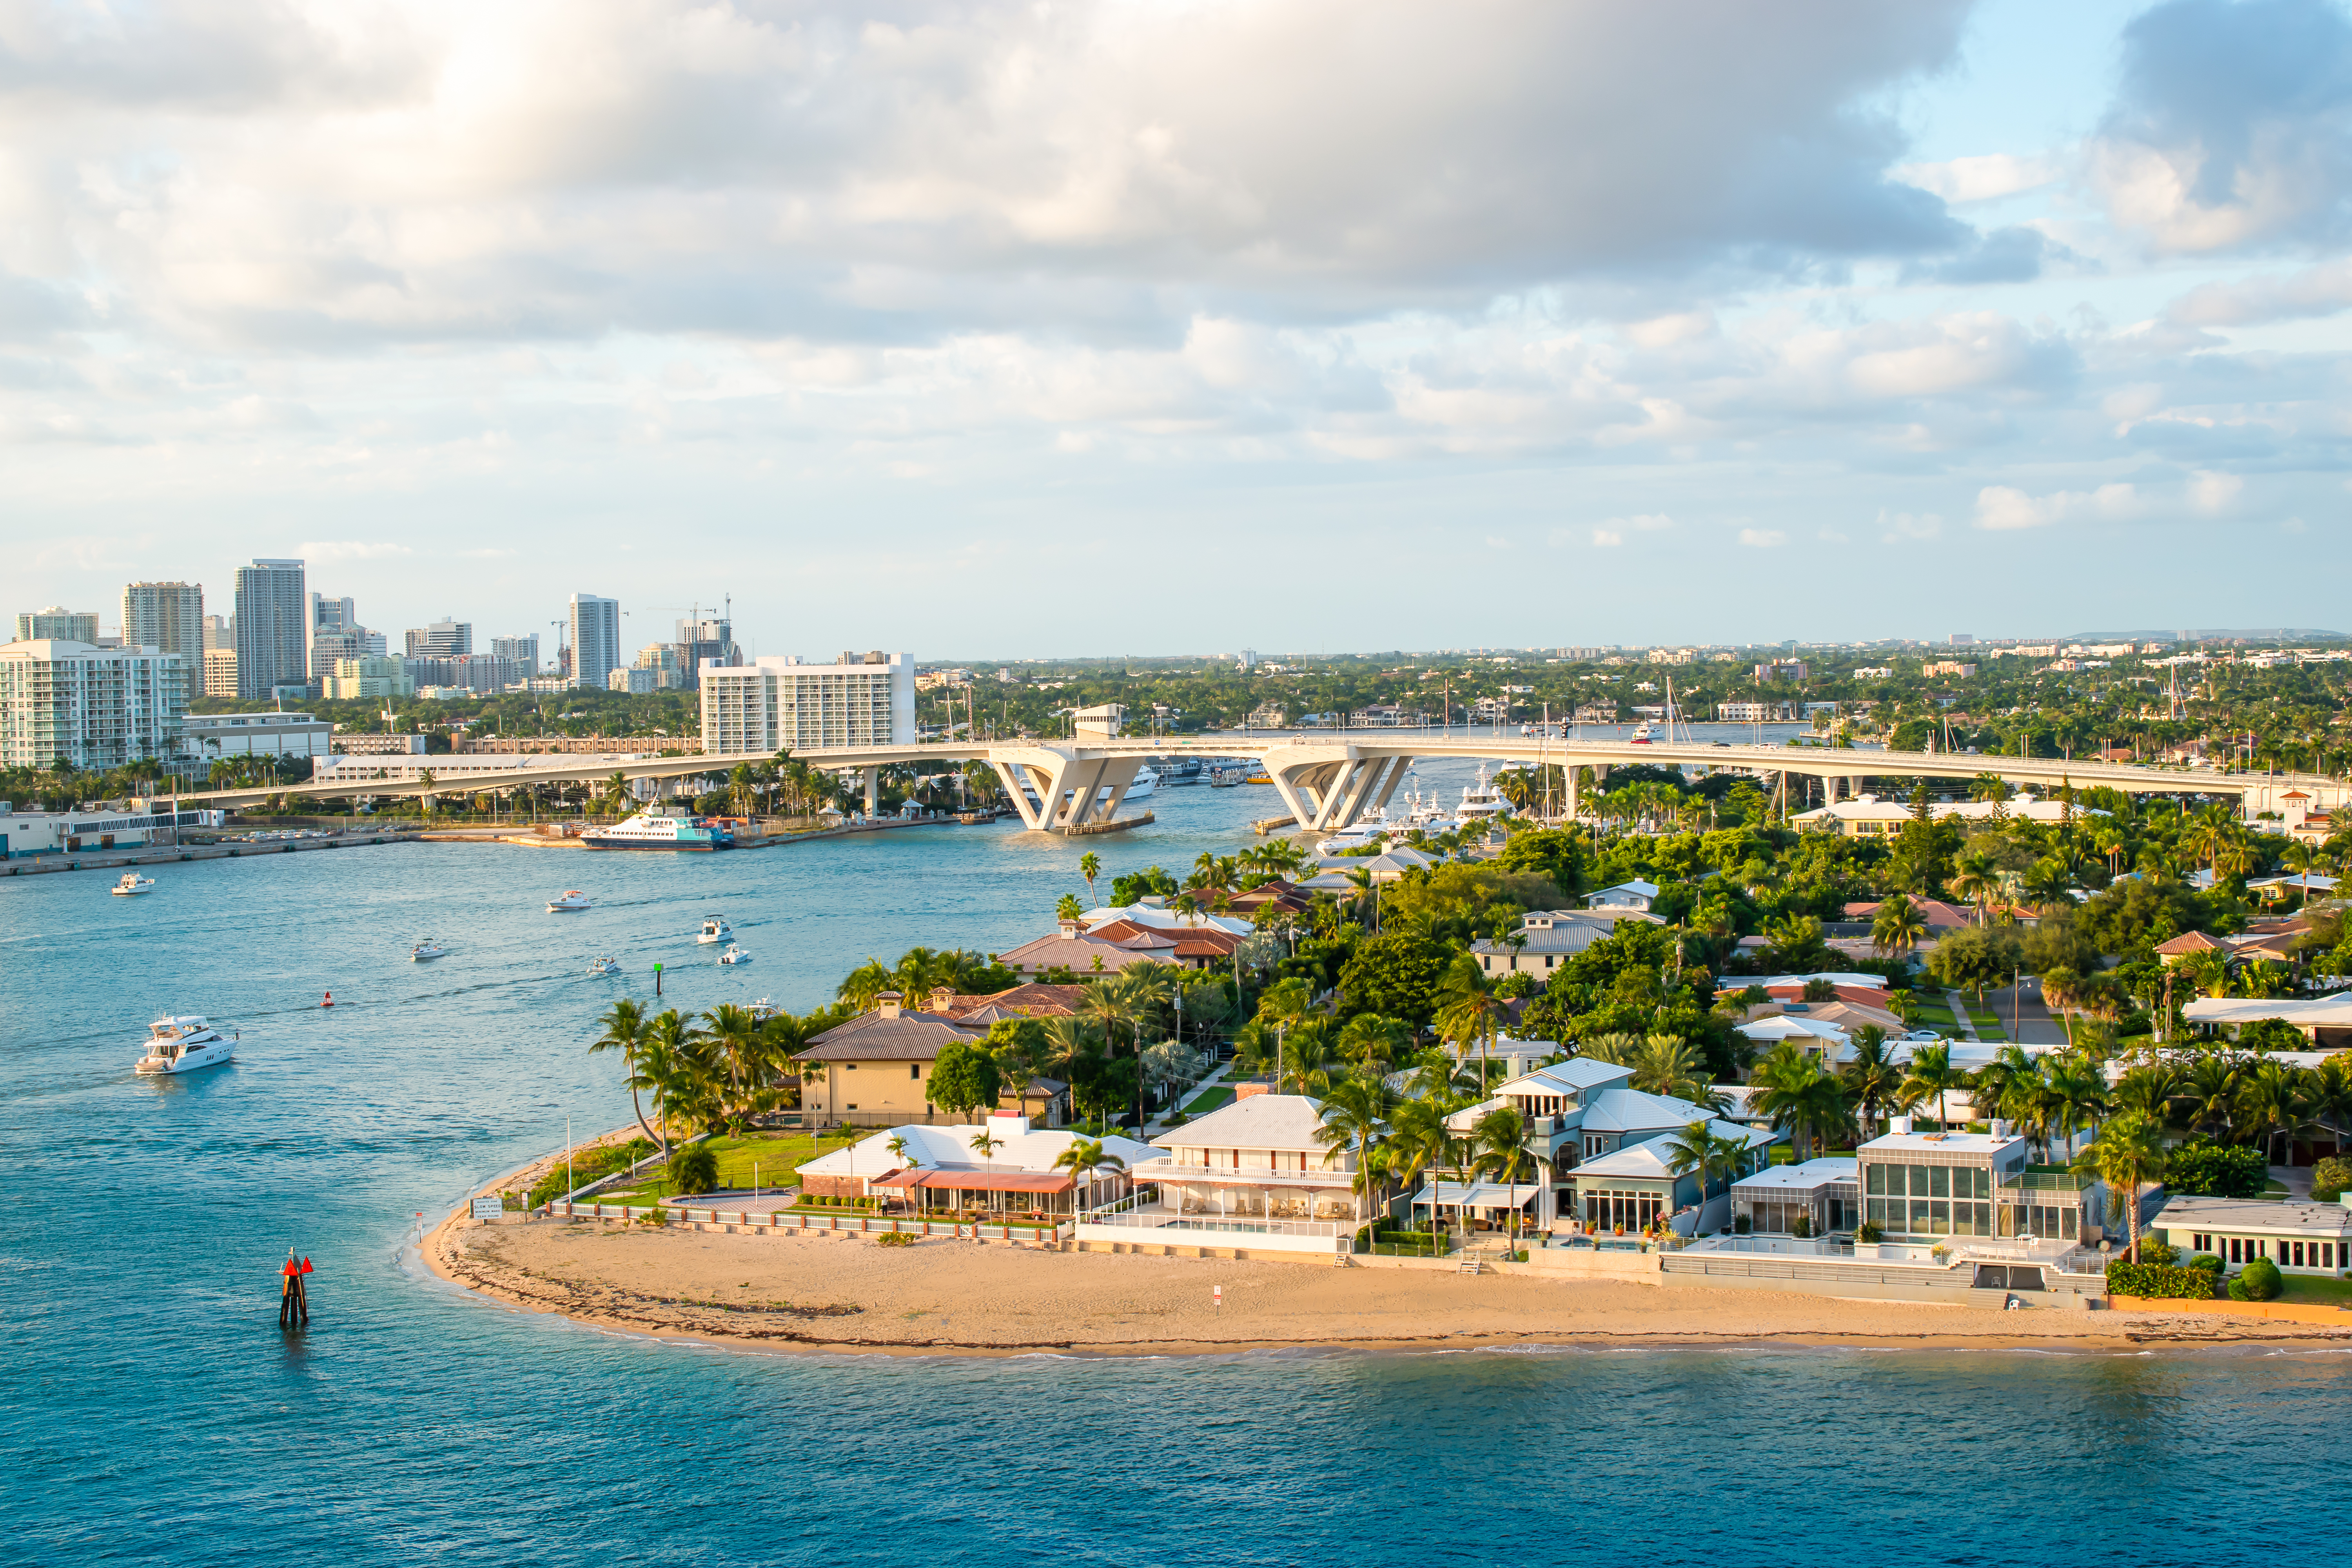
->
[[1628, 721, 1655, 745], [111, 872, 156, 896], [697, 915, 733, 945], [717, 942, 753, 965], [135, 1016, 235, 1075], [581, 807, 733, 851], [586, 956, 621, 977], [547, 890, 593, 913], [412, 939, 448, 961], [1456, 764, 1515, 823]]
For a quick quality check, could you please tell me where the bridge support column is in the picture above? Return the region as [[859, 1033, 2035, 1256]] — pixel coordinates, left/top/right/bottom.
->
[[1265, 762, 1320, 835], [990, 760, 1055, 831], [864, 767, 878, 817]]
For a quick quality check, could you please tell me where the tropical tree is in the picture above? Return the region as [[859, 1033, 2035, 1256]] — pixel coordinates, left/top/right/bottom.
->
[[1949, 852, 1999, 927], [1051, 1136, 1127, 1213], [1315, 1076, 1400, 1231], [1387, 1097, 1453, 1240], [969, 1129, 1004, 1172], [1899, 1042, 1967, 1131], [1871, 894, 1929, 960], [1433, 955, 1506, 1094], [1752, 1043, 1835, 1161], [1468, 1103, 1533, 1241], [1661, 1119, 1746, 1238], [1630, 1034, 1721, 1109], [2236, 1060, 2312, 1165], [588, 996, 663, 1150], [1078, 851, 1102, 907], [1840, 1025, 1903, 1143], [2071, 1112, 2169, 1262]]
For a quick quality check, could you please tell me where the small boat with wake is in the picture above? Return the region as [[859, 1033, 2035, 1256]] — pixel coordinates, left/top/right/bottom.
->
[[135, 1016, 236, 1075]]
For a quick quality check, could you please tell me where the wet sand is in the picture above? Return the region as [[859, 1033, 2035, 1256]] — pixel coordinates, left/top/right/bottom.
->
[[426, 1215, 2352, 1356]]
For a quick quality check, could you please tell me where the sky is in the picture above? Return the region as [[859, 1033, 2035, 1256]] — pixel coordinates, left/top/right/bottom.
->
[[7, 0, 2352, 657]]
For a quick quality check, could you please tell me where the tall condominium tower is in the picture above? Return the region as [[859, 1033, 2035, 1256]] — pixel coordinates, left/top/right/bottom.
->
[[233, 559, 307, 699], [13, 606, 100, 644], [569, 594, 621, 691], [122, 581, 206, 704]]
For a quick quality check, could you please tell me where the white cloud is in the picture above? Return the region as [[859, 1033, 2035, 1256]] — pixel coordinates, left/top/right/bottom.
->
[[1591, 526, 1624, 547], [2189, 469, 2243, 513], [1972, 484, 2141, 532], [1893, 152, 2061, 205], [1737, 528, 1786, 547], [296, 540, 413, 559], [1878, 510, 1943, 541]]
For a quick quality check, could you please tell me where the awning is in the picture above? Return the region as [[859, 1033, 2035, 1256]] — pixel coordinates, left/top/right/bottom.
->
[[894, 1169, 1076, 1194]]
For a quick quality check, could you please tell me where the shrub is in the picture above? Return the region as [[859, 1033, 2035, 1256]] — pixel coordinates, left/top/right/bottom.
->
[[2135, 1236, 2178, 1267], [2167, 1141, 2269, 1200], [1733, 1214, 1751, 1234], [2106, 1260, 2220, 1299], [637, 1204, 669, 1227], [668, 1144, 719, 1196], [2229, 1256, 2283, 1301], [2313, 1155, 2352, 1204], [1857, 1222, 1883, 1244], [1790, 1214, 1813, 1239], [874, 1231, 916, 1248], [2189, 1254, 2225, 1274]]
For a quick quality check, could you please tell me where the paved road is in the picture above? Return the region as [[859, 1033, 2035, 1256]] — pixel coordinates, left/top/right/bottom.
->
[[1984, 978, 2069, 1047]]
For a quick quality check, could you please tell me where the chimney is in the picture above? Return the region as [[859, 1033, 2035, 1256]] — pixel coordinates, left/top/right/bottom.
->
[[877, 990, 903, 1020], [1057, 918, 1079, 938], [930, 985, 956, 1014]]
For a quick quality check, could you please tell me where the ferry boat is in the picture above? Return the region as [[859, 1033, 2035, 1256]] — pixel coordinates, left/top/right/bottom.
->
[[411, 939, 448, 961], [580, 808, 733, 852], [135, 1016, 236, 1075], [546, 890, 593, 912], [697, 915, 733, 945], [1208, 763, 1247, 788], [716, 942, 753, 965], [586, 956, 621, 977], [111, 872, 156, 896], [1154, 757, 1205, 787]]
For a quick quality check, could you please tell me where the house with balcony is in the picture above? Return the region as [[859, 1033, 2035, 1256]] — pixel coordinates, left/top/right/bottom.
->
[[1075, 1093, 1373, 1256], [1730, 1157, 1859, 1238], [1561, 1121, 1775, 1238], [799, 1115, 1160, 1217]]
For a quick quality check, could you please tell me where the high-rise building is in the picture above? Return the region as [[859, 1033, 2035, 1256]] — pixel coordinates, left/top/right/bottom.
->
[[324, 656, 414, 700], [699, 651, 915, 754], [122, 582, 206, 705], [0, 639, 188, 771], [674, 617, 739, 690], [569, 594, 621, 690], [233, 559, 307, 699], [311, 594, 356, 632], [203, 614, 235, 651], [203, 648, 238, 699], [490, 633, 540, 671], [14, 607, 100, 644], [308, 593, 358, 685]]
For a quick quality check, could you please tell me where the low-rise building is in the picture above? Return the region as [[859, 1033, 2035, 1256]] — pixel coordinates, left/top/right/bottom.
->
[[309, 750, 651, 786], [798, 1115, 1158, 1215], [1470, 909, 1641, 977], [324, 656, 413, 699], [793, 991, 1070, 1127], [1077, 1093, 1370, 1255], [1730, 1157, 1859, 1237], [1855, 1127, 2103, 1245], [332, 733, 428, 755], [2153, 1196, 2350, 1277], [3, 804, 227, 858], [1794, 791, 2105, 838], [182, 712, 336, 762], [1586, 879, 1659, 913]]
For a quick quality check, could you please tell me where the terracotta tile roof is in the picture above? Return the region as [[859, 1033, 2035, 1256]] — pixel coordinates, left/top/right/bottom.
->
[[797, 1009, 984, 1061], [2154, 930, 2229, 956]]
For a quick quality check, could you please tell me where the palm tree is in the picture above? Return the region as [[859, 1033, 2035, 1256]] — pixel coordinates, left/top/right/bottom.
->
[[1871, 894, 1928, 960], [969, 1130, 1004, 1171], [1387, 1098, 1452, 1242], [1661, 1119, 1743, 1238], [2236, 1060, 2312, 1165], [1841, 1026, 1903, 1144], [1051, 1136, 1127, 1215], [2044, 1055, 2111, 1156], [1315, 1076, 1399, 1236], [1336, 1013, 1411, 1078], [1078, 851, 1102, 907], [2070, 1112, 2169, 1262], [1468, 1103, 1532, 1242], [1276, 1020, 1334, 1096], [1900, 1043, 1965, 1131], [588, 997, 662, 1149], [1631, 1034, 1721, 1109], [1949, 853, 1998, 927], [1753, 1043, 1828, 1161], [1434, 956, 1505, 1094]]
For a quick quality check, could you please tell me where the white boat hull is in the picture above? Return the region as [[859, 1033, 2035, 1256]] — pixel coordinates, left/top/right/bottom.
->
[[137, 1042, 233, 1074]]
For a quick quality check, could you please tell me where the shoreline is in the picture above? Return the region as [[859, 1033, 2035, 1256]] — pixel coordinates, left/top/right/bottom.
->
[[423, 1209, 2352, 1360]]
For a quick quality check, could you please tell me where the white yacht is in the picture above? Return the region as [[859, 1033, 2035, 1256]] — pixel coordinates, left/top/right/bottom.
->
[[136, 1016, 235, 1075], [1318, 809, 1394, 856], [1628, 720, 1655, 745], [546, 890, 593, 913], [111, 872, 156, 897], [717, 942, 753, 965], [586, 956, 621, 977], [411, 939, 448, 961], [1456, 764, 1515, 822], [697, 915, 734, 945], [1024, 768, 1158, 809]]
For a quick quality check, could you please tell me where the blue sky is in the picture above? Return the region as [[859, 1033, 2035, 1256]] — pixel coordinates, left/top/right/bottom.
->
[[7, 0, 2351, 655]]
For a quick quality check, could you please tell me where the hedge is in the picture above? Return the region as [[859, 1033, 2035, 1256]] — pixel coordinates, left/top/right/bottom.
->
[[2106, 1261, 2221, 1299], [2167, 1142, 2269, 1200]]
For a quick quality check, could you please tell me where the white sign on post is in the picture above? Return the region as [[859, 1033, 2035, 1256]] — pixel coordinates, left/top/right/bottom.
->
[[470, 1196, 506, 1220]]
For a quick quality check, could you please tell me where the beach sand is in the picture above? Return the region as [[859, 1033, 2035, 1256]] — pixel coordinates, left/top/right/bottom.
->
[[426, 1217, 2352, 1356]]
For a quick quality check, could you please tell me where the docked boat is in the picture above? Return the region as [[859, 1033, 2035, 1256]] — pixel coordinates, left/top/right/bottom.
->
[[717, 942, 753, 965], [1022, 768, 1159, 809], [547, 890, 593, 913], [580, 808, 733, 852], [111, 872, 156, 897], [1318, 809, 1394, 856], [1154, 757, 1205, 787], [1456, 764, 1515, 823], [411, 939, 448, 961], [135, 1016, 236, 1075], [586, 956, 621, 977], [697, 915, 734, 945], [1208, 763, 1245, 788]]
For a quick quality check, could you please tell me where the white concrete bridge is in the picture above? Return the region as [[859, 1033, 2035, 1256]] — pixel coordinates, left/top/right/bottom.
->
[[174, 729, 2334, 831]]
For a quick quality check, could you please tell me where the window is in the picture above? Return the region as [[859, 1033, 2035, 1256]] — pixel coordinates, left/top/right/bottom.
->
[[909, 1064, 920, 1080]]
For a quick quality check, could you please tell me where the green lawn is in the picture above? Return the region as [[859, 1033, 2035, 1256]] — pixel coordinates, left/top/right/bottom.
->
[[597, 1130, 870, 1204], [1910, 1002, 1958, 1027], [1184, 1085, 1236, 1114], [2280, 1274, 2352, 1306]]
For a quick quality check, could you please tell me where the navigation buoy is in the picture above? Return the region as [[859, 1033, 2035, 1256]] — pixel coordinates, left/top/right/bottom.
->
[[279, 1251, 314, 1329], [322, 991, 334, 1008]]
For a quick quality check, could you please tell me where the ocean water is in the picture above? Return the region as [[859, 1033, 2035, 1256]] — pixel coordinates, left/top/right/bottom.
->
[[3, 748, 2344, 1566]]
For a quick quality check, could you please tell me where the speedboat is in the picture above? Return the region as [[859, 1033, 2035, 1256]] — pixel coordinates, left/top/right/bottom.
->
[[412, 939, 448, 961], [111, 872, 156, 896], [586, 956, 622, 977], [697, 915, 733, 945], [135, 1016, 235, 1075], [717, 943, 753, 965], [547, 890, 593, 913]]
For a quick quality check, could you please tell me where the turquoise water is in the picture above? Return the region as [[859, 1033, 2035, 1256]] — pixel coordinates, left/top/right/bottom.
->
[[3, 753, 2345, 1564]]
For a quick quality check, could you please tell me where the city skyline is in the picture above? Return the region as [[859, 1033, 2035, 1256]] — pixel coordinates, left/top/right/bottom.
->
[[7, 0, 2352, 651]]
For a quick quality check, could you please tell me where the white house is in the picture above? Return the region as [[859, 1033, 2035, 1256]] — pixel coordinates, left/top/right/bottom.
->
[[1587, 879, 1661, 912], [1076, 1093, 1369, 1255], [796, 1114, 1161, 1215], [2154, 1196, 2350, 1277]]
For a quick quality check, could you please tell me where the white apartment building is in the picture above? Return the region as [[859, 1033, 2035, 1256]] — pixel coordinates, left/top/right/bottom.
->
[[569, 594, 622, 690], [311, 750, 650, 786], [699, 652, 915, 755], [0, 639, 189, 771], [14, 607, 99, 643], [324, 656, 414, 699], [181, 711, 335, 761]]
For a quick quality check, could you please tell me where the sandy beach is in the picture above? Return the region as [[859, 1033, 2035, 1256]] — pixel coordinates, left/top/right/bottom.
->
[[426, 1215, 2352, 1356]]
